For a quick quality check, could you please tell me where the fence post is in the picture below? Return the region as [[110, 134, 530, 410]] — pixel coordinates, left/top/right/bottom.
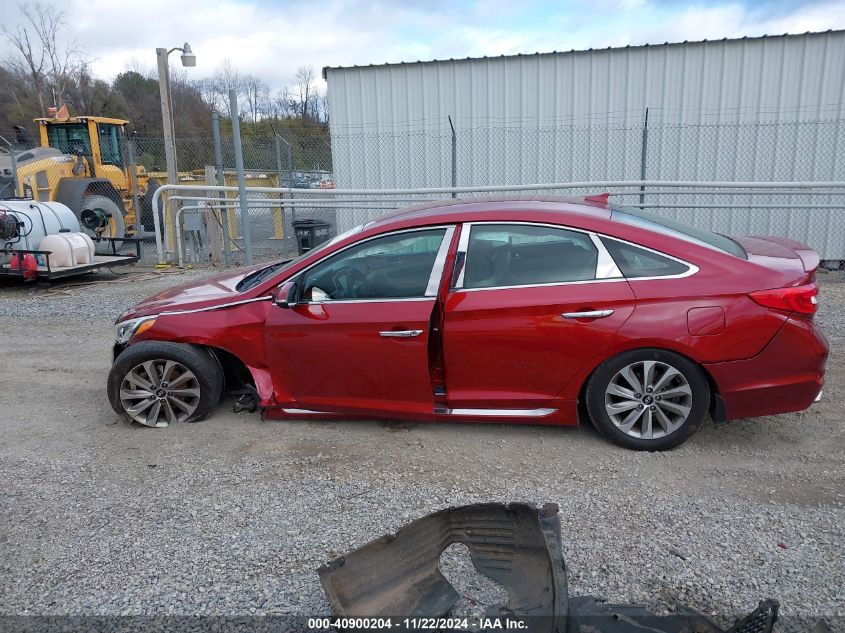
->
[[156, 47, 179, 262], [204, 167, 222, 264], [126, 139, 141, 231], [9, 145, 19, 196], [639, 107, 649, 206], [272, 136, 285, 240], [287, 140, 295, 230], [229, 89, 253, 265], [448, 116, 457, 198], [211, 112, 231, 265]]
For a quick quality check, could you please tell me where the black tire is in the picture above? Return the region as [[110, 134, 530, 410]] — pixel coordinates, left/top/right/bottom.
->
[[585, 348, 710, 451], [81, 194, 126, 252], [139, 180, 161, 233], [107, 341, 223, 427]]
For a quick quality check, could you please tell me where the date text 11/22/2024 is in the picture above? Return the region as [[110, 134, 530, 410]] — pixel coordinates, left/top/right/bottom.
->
[[307, 618, 525, 630]]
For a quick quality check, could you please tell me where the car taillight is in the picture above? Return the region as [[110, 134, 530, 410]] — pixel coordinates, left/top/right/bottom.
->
[[749, 283, 818, 315]]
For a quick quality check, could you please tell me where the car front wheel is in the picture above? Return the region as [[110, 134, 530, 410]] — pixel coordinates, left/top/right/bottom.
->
[[585, 349, 710, 450], [107, 341, 223, 427]]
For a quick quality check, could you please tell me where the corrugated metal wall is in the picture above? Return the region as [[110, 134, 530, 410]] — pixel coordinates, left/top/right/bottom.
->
[[326, 31, 845, 129], [324, 31, 845, 257]]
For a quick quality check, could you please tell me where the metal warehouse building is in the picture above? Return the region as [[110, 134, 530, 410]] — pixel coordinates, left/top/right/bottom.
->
[[323, 31, 845, 257]]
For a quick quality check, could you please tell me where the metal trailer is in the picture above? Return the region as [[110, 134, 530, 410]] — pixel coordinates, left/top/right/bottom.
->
[[0, 237, 141, 281]]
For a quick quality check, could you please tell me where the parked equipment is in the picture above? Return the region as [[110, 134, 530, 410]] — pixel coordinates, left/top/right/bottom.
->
[[0, 113, 161, 245], [0, 200, 139, 281]]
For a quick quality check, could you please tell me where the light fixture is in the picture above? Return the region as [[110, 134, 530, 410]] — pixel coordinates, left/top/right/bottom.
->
[[180, 43, 196, 67]]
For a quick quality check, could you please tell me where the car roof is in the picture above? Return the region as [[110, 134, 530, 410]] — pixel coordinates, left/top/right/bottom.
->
[[366, 195, 613, 231]]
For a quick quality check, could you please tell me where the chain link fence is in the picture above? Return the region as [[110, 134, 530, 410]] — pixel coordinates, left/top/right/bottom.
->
[[328, 116, 845, 260], [2, 114, 844, 266]]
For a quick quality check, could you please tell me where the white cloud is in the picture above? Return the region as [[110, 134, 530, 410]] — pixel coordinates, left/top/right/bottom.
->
[[2, 0, 844, 96]]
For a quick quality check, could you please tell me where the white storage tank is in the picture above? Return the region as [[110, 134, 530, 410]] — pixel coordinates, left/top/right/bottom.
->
[[0, 200, 80, 252], [38, 232, 95, 267]]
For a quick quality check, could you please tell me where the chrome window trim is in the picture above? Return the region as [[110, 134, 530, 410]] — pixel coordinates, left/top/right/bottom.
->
[[454, 224, 471, 288], [590, 233, 623, 279], [598, 235, 699, 281], [284, 224, 455, 304], [450, 220, 698, 293], [456, 277, 629, 293], [425, 226, 455, 296], [454, 221, 616, 290], [302, 297, 435, 305]]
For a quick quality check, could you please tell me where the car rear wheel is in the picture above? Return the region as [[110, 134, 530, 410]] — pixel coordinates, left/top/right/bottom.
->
[[585, 349, 710, 450], [108, 341, 223, 428]]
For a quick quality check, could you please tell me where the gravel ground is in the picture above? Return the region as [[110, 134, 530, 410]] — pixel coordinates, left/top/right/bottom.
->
[[0, 266, 842, 631]]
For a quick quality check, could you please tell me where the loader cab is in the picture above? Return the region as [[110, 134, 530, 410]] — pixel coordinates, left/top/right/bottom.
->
[[37, 116, 129, 169], [44, 123, 91, 156]]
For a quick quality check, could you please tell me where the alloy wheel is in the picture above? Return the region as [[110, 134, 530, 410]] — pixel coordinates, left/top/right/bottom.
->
[[604, 360, 692, 440], [119, 359, 201, 427]]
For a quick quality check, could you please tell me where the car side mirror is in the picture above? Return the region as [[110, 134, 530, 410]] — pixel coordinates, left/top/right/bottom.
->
[[274, 281, 298, 308]]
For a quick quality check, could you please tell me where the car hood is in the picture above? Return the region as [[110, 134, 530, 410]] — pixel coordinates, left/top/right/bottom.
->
[[117, 265, 265, 321]]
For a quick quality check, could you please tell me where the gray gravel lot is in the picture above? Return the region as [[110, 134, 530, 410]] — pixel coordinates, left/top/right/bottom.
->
[[0, 266, 843, 631]]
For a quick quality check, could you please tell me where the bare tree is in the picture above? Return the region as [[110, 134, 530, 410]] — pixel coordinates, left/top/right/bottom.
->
[[273, 87, 294, 119], [241, 74, 269, 123], [3, 4, 48, 114], [125, 57, 155, 79], [196, 76, 219, 112], [293, 66, 317, 121], [317, 91, 329, 124], [2, 2, 89, 114], [212, 59, 241, 117]]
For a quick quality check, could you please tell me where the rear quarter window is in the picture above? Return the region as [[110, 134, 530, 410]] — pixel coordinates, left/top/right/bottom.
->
[[601, 238, 690, 278]]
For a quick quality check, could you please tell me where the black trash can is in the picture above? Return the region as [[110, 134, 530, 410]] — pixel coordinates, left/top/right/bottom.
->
[[293, 219, 332, 255]]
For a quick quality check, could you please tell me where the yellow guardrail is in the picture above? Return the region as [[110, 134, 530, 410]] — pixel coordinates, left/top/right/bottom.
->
[[152, 170, 288, 249]]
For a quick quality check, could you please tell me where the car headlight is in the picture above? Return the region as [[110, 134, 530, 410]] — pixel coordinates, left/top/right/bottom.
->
[[114, 316, 157, 344]]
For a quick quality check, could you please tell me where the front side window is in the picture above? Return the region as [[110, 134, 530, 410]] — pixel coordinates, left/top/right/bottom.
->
[[601, 237, 690, 278], [463, 224, 598, 289], [300, 229, 447, 301]]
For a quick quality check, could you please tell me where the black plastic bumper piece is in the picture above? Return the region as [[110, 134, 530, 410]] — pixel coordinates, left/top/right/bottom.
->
[[318, 502, 778, 633]]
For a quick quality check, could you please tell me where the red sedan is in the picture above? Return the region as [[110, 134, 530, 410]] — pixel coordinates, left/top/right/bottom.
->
[[108, 197, 828, 450]]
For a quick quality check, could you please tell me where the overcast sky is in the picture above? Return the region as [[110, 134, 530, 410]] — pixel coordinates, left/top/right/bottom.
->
[[3, 0, 845, 94]]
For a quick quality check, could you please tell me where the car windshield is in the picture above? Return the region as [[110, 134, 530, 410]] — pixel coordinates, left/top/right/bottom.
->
[[236, 223, 366, 292], [610, 206, 747, 259]]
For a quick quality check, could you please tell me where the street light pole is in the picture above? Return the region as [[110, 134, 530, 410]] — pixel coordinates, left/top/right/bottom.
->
[[156, 42, 195, 262]]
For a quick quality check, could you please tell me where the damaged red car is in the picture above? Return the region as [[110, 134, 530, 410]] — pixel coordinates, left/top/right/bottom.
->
[[108, 197, 828, 450]]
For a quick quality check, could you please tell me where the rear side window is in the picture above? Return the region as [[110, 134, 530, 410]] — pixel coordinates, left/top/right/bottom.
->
[[602, 238, 690, 278], [463, 224, 598, 289]]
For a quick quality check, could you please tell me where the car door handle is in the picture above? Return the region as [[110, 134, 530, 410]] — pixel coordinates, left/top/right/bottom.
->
[[379, 329, 424, 337], [561, 309, 614, 319]]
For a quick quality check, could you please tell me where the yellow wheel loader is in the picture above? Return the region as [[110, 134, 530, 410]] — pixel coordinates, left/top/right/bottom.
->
[[0, 115, 160, 246]]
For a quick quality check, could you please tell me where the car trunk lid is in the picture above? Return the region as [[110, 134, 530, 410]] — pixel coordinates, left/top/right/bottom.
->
[[733, 235, 819, 284]]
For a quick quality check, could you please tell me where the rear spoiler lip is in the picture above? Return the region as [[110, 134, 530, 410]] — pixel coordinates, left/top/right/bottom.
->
[[743, 235, 820, 273]]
